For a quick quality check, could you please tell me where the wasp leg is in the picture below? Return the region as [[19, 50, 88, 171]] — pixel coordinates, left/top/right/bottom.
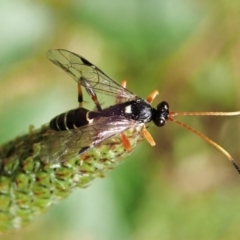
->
[[116, 80, 127, 104], [119, 80, 131, 152], [146, 90, 159, 104], [78, 83, 83, 108], [80, 76, 102, 111], [119, 80, 132, 151], [142, 125, 155, 146], [121, 133, 131, 152], [120, 80, 127, 89]]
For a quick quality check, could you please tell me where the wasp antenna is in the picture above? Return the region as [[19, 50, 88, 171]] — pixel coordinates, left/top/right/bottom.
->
[[168, 116, 240, 174], [170, 111, 240, 117]]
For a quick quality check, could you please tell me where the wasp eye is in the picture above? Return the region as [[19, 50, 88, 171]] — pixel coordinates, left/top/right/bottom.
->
[[153, 101, 169, 127], [159, 117, 166, 126], [153, 115, 166, 127], [157, 101, 169, 113]]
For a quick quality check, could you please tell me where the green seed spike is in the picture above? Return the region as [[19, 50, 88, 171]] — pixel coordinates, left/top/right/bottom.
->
[[2, 48, 240, 233], [0, 124, 144, 232]]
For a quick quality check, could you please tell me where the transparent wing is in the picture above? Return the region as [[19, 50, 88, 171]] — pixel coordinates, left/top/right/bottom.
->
[[47, 49, 136, 100], [41, 116, 140, 163]]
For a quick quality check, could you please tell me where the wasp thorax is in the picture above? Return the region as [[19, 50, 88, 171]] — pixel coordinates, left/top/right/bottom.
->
[[130, 99, 153, 123]]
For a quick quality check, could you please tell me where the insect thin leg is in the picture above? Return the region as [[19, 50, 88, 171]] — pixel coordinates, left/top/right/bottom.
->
[[146, 90, 159, 104], [142, 125, 156, 146], [116, 80, 127, 104], [168, 116, 240, 174], [80, 76, 102, 111], [78, 83, 83, 107], [121, 133, 131, 152], [121, 80, 127, 88]]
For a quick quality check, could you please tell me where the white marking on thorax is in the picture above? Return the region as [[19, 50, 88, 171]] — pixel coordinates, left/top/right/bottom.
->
[[124, 105, 132, 114]]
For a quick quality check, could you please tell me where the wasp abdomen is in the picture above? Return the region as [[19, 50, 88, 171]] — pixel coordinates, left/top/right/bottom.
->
[[50, 108, 90, 131]]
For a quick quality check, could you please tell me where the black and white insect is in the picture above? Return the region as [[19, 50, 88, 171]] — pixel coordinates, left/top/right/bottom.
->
[[47, 49, 240, 173]]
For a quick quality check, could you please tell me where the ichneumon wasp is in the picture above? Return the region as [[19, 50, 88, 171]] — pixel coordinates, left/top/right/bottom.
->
[[47, 49, 240, 174], [1, 49, 240, 232]]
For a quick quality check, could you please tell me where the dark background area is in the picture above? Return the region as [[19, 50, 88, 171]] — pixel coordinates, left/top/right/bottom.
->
[[1, 0, 240, 239]]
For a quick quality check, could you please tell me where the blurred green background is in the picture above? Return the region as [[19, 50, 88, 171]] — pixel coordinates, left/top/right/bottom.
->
[[1, 0, 240, 239]]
